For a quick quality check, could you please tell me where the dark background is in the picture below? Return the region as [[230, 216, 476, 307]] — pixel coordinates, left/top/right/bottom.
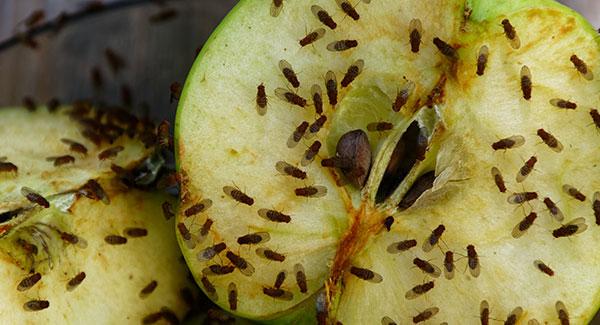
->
[[0, 0, 598, 323]]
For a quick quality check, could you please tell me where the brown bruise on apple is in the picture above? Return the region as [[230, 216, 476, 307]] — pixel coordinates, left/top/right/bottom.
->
[[176, 0, 600, 323]]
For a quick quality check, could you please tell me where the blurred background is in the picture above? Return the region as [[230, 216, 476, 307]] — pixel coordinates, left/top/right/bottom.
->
[[0, 0, 599, 324]]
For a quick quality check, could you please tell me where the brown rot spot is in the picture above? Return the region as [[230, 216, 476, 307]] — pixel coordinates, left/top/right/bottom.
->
[[226, 251, 255, 276], [501, 19, 520, 49], [433, 37, 457, 59], [275, 88, 307, 108], [383, 216, 394, 231], [124, 228, 148, 238], [409, 19, 423, 53], [476, 45, 489, 76], [512, 212, 538, 238], [556, 301, 570, 325], [149, 8, 178, 23], [17, 272, 42, 291], [492, 135, 525, 150], [443, 251, 455, 280], [223, 186, 254, 206], [21, 187, 50, 208], [237, 232, 270, 245], [422, 225, 445, 252], [537, 129, 563, 152], [295, 185, 328, 198], [570, 54, 593, 80], [258, 209, 292, 223], [550, 98, 577, 110], [184, 199, 213, 217], [256, 83, 268, 115], [591, 109, 600, 129], [467, 245, 480, 277], [412, 307, 439, 324], [201, 276, 218, 300], [263, 287, 293, 300], [534, 260, 554, 276], [552, 217, 587, 238], [327, 40, 359, 52], [301, 141, 322, 166], [337, 0, 359, 20], [562, 184, 586, 201], [98, 145, 124, 160], [480, 301, 490, 325], [311, 5, 337, 30], [516, 156, 537, 183], [270, 0, 283, 17], [46, 154, 75, 167], [23, 300, 49, 311], [61, 139, 88, 155], [104, 48, 126, 74], [274, 271, 287, 288], [413, 258, 441, 277], [294, 264, 308, 293], [520, 65, 532, 100], [228, 282, 238, 310], [279, 60, 300, 88], [405, 281, 435, 300], [67, 272, 86, 291], [367, 122, 394, 132], [162, 201, 175, 220], [288, 121, 310, 148], [105, 235, 127, 245], [197, 242, 227, 262], [491, 167, 507, 193], [504, 307, 523, 325], [341, 60, 364, 88], [387, 239, 417, 253], [349, 266, 383, 283], [299, 28, 326, 47]]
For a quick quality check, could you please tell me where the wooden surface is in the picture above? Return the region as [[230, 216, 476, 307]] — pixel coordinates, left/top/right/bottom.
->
[[0, 1, 599, 324]]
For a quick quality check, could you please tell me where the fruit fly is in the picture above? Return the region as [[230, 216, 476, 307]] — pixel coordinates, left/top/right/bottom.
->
[[279, 60, 300, 88], [295, 185, 327, 198], [413, 307, 439, 324], [223, 186, 254, 206], [61, 139, 87, 155], [562, 184, 586, 201], [23, 300, 49, 311], [521, 65, 532, 100], [299, 28, 326, 47], [336, 0, 359, 20], [422, 225, 445, 252], [433, 37, 457, 59], [46, 155, 75, 167], [263, 287, 294, 300], [273, 271, 287, 289], [270, 0, 283, 17], [226, 251, 255, 276], [491, 135, 525, 150], [550, 98, 577, 110], [393, 80, 416, 112], [516, 156, 537, 183], [256, 83, 268, 115], [556, 301, 570, 325], [197, 242, 227, 262], [0, 159, 18, 173], [476, 45, 489, 76], [501, 19, 520, 49], [537, 129, 563, 152], [256, 247, 286, 262], [184, 199, 213, 217], [591, 109, 600, 129], [405, 281, 435, 300], [105, 235, 127, 245], [104, 48, 126, 74], [177, 222, 198, 249], [202, 265, 235, 276], [162, 201, 174, 220], [258, 209, 292, 223], [367, 122, 394, 132], [79, 179, 109, 204], [504, 307, 523, 325], [341, 60, 364, 88], [294, 263, 308, 293], [124, 228, 148, 238], [570, 54, 593, 80], [276, 161, 307, 180], [201, 276, 217, 300], [23, 97, 36, 111], [387, 239, 417, 253], [67, 272, 86, 291], [228, 283, 238, 310], [170, 81, 182, 103], [383, 216, 394, 231], [512, 212, 538, 238], [467, 244, 480, 277], [98, 145, 124, 160], [237, 232, 270, 245], [413, 258, 441, 278], [138, 280, 158, 298], [308, 84, 324, 116], [47, 98, 60, 112], [307, 116, 327, 138], [381, 316, 397, 325], [491, 167, 507, 193], [275, 88, 307, 108], [91, 66, 104, 90], [24, 10, 45, 28], [311, 5, 337, 30], [21, 187, 49, 208], [287, 121, 309, 148], [593, 192, 600, 225], [199, 218, 214, 240], [301, 141, 322, 166], [534, 260, 554, 276], [349, 266, 383, 283], [552, 217, 587, 238], [443, 251, 455, 280], [543, 197, 564, 221], [17, 273, 42, 291], [480, 300, 490, 325], [324, 72, 339, 108], [327, 40, 359, 52], [409, 19, 423, 53]]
